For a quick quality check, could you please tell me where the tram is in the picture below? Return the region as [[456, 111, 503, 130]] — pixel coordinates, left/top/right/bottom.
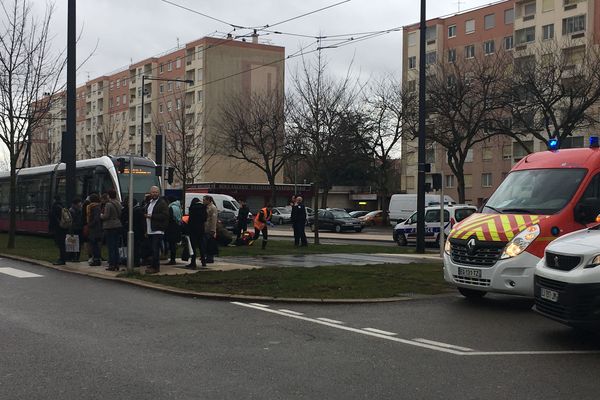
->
[[0, 155, 160, 234]]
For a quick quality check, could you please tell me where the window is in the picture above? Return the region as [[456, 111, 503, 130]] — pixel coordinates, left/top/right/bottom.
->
[[543, 24, 554, 40], [445, 175, 455, 188], [524, 2, 536, 17], [447, 75, 456, 87], [425, 26, 437, 43], [562, 136, 584, 149], [542, 0, 554, 12], [504, 36, 514, 50], [484, 14, 495, 29], [464, 174, 473, 188], [197, 90, 204, 102], [168, 61, 173, 71], [562, 15, 586, 35], [175, 81, 181, 90], [513, 140, 533, 161], [515, 27, 536, 44], [482, 173, 492, 187], [503, 145, 512, 159], [159, 104, 163, 113], [197, 69, 203, 81], [116, 97, 120, 106], [448, 49, 456, 63], [122, 95, 126, 104], [465, 44, 475, 59], [159, 84, 164, 94], [407, 80, 416, 92], [408, 56, 417, 69], [176, 59, 181, 68], [168, 82, 173, 92], [159, 64, 164, 74], [465, 149, 474, 162], [408, 32, 417, 46], [110, 81, 114, 90], [504, 8, 515, 24], [167, 101, 172, 112], [484, 40, 495, 55], [116, 80, 120, 88], [425, 210, 450, 223], [563, 45, 585, 66], [483, 147, 493, 161], [448, 25, 456, 38], [465, 19, 475, 33], [122, 79, 127, 87], [425, 51, 437, 65], [426, 148, 436, 163], [176, 98, 181, 110]]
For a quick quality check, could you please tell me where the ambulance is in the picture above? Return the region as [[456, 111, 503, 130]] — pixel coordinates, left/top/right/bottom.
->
[[443, 137, 600, 299]]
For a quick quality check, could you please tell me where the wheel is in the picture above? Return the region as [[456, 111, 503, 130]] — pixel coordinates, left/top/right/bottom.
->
[[458, 287, 487, 299], [310, 224, 315, 232], [278, 218, 283, 225], [396, 233, 407, 246], [334, 225, 342, 233], [355, 227, 362, 233]]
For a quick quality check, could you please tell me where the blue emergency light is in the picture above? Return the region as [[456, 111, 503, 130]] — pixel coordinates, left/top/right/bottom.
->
[[590, 136, 599, 148], [548, 137, 559, 151]]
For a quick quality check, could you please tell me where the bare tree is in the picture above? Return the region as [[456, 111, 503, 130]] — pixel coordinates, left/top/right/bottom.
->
[[0, 0, 65, 247], [79, 113, 128, 158], [364, 76, 414, 220], [154, 89, 215, 209], [404, 50, 510, 203], [31, 138, 60, 165], [287, 53, 362, 243], [217, 90, 287, 205], [504, 39, 600, 149]]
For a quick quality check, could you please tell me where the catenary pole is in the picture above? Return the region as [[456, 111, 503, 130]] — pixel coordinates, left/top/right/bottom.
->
[[65, 0, 76, 204], [416, 0, 427, 253]]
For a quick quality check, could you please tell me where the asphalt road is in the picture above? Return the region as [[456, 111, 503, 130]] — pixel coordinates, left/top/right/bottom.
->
[[2, 258, 600, 400]]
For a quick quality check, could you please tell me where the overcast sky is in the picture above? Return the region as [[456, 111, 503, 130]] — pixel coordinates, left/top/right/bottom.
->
[[35, 0, 495, 85]]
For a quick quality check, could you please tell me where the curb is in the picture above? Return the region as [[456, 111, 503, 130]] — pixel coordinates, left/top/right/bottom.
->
[[0, 253, 436, 304]]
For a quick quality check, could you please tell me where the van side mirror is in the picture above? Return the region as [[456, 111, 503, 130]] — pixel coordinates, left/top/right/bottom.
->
[[575, 199, 600, 225]]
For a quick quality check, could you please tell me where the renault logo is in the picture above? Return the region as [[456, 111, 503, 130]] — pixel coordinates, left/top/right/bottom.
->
[[466, 238, 477, 255]]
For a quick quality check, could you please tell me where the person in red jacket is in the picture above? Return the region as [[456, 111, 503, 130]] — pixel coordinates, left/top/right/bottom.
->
[[251, 203, 272, 249]]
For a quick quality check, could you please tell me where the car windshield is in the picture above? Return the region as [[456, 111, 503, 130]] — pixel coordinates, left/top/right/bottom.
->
[[484, 168, 586, 215], [331, 210, 352, 218]]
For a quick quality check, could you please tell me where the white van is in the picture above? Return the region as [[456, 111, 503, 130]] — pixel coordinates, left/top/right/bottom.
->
[[534, 225, 600, 329], [184, 192, 242, 214], [393, 204, 476, 246], [388, 194, 456, 225]]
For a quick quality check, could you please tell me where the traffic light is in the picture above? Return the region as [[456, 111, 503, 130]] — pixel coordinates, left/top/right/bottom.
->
[[167, 167, 174, 184], [431, 173, 442, 190]]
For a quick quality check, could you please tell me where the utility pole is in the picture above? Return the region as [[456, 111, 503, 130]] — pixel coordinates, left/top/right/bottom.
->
[[65, 0, 76, 204], [416, 0, 427, 253]]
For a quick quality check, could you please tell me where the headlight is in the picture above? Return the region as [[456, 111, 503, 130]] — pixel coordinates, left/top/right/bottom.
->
[[444, 238, 451, 255], [586, 255, 600, 268], [500, 224, 540, 259]]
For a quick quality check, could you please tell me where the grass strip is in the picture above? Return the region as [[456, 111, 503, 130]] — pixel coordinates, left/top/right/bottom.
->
[[130, 263, 450, 299]]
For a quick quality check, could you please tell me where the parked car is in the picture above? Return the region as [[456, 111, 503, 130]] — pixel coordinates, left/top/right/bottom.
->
[[217, 209, 237, 231], [388, 193, 456, 225], [271, 207, 292, 225], [309, 208, 362, 233], [393, 204, 476, 246], [358, 210, 385, 226], [349, 210, 369, 219]]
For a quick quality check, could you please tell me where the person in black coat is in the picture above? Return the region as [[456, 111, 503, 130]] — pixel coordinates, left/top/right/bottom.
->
[[186, 197, 208, 269], [235, 200, 250, 241], [291, 196, 308, 247], [49, 195, 67, 265]]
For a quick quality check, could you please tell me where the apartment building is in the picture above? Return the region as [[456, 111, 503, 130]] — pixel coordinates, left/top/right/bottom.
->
[[401, 0, 599, 206], [30, 36, 285, 187]]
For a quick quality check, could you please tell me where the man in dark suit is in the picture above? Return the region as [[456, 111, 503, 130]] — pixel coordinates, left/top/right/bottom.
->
[[291, 196, 308, 247]]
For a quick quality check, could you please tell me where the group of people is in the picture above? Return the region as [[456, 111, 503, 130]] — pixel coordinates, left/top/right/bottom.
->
[[49, 188, 311, 272], [49, 186, 221, 274]]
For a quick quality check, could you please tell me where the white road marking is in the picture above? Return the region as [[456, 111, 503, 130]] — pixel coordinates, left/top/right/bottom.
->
[[0, 267, 42, 278], [317, 318, 344, 324], [278, 309, 304, 316], [363, 328, 397, 336], [413, 338, 473, 352], [232, 302, 600, 357], [249, 303, 269, 308]]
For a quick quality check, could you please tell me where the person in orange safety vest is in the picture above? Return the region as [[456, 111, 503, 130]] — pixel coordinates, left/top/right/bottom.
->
[[251, 203, 272, 249]]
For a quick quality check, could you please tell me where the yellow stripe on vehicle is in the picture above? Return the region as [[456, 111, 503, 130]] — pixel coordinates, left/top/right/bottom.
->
[[487, 220, 501, 242], [501, 216, 515, 241]]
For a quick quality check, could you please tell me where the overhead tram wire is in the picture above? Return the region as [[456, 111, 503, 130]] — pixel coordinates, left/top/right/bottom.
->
[[255, 0, 351, 30]]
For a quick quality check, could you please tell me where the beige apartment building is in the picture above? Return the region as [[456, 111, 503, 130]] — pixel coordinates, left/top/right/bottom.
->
[[401, 0, 600, 206], [30, 36, 285, 187]]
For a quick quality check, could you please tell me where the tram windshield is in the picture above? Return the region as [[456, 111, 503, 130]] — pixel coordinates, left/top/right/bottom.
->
[[117, 165, 161, 203]]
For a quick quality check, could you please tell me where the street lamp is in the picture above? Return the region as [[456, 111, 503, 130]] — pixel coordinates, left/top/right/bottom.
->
[[139, 75, 194, 158]]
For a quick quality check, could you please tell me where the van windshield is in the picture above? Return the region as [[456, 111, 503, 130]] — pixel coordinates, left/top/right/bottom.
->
[[484, 168, 586, 215]]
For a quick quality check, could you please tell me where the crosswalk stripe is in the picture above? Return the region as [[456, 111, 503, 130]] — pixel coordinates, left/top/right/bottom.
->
[[0, 267, 43, 278]]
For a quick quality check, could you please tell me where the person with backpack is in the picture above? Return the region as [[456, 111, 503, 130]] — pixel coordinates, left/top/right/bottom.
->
[[49, 195, 68, 265], [100, 189, 123, 271], [166, 196, 182, 265], [251, 203, 272, 250], [86, 193, 103, 266]]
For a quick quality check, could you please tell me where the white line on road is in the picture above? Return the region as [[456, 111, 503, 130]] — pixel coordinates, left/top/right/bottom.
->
[[317, 318, 344, 324], [232, 302, 600, 357], [278, 309, 304, 316], [249, 303, 270, 308], [0, 267, 42, 278], [363, 328, 397, 336], [413, 338, 473, 352]]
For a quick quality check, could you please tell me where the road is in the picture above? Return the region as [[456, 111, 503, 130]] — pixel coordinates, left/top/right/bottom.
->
[[2, 258, 600, 400], [268, 224, 398, 246]]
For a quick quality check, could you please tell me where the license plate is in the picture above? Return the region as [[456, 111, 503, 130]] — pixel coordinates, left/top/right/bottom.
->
[[458, 267, 481, 278], [540, 287, 559, 303]]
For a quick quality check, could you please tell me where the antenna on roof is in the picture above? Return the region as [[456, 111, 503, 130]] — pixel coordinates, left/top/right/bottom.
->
[[177, 37, 180, 47], [455, 0, 465, 12]]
